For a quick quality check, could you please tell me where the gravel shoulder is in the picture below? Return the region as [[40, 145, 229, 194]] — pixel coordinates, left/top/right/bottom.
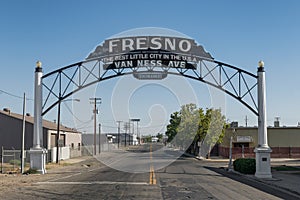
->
[[0, 156, 98, 196]]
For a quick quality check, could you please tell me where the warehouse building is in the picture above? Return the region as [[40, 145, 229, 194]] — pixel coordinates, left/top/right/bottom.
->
[[0, 108, 82, 162], [219, 121, 300, 158]]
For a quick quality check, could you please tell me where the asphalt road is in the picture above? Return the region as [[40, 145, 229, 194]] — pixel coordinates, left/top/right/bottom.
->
[[1, 143, 294, 199]]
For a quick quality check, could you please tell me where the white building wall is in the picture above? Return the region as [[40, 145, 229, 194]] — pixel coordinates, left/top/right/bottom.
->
[[65, 132, 82, 149], [47, 130, 52, 149], [51, 147, 70, 163], [132, 134, 138, 145], [47, 129, 82, 159]]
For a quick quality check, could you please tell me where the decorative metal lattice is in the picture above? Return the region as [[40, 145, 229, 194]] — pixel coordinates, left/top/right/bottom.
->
[[42, 58, 258, 116]]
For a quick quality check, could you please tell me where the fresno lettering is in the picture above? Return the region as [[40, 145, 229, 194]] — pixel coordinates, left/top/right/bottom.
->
[[86, 35, 213, 63], [108, 37, 192, 53]]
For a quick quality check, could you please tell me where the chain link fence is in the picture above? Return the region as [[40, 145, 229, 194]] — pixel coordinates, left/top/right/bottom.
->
[[0, 147, 52, 174], [0, 147, 30, 174], [1, 145, 96, 174]]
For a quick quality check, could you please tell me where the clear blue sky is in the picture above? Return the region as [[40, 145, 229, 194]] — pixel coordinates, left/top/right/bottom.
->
[[1, 0, 300, 134]]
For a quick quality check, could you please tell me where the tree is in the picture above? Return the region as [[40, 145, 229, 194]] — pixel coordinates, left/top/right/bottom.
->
[[190, 108, 207, 155], [177, 103, 199, 150], [165, 104, 228, 157], [165, 111, 181, 143], [165, 103, 199, 150], [201, 108, 226, 158], [143, 135, 152, 143], [156, 133, 163, 142]]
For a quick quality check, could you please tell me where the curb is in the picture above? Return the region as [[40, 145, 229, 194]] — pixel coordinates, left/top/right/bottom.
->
[[206, 166, 300, 200], [243, 171, 300, 197], [182, 151, 300, 198]]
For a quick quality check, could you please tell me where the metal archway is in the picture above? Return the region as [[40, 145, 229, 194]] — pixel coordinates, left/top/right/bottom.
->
[[41, 57, 258, 116], [30, 33, 272, 178]]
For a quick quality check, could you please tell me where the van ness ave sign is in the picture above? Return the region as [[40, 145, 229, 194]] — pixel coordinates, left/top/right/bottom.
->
[[86, 36, 213, 70]]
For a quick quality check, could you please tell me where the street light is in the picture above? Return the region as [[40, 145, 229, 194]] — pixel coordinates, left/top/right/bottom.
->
[[116, 121, 122, 148], [123, 122, 130, 147], [258, 60, 264, 68], [228, 128, 236, 172], [255, 60, 272, 178], [130, 119, 140, 145], [56, 98, 80, 164]]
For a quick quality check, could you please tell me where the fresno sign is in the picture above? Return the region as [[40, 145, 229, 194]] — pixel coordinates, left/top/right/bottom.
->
[[107, 37, 192, 53], [86, 36, 213, 71]]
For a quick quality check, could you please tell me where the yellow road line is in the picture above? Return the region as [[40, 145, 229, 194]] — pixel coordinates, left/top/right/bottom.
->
[[149, 144, 157, 185]]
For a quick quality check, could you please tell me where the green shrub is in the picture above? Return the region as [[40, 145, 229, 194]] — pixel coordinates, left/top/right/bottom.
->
[[24, 168, 38, 174], [9, 159, 21, 166], [272, 165, 300, 171], [233, 158, 256, 174]]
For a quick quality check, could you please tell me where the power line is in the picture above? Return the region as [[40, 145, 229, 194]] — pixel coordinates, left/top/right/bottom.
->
[[102, 125, 118, 128], [73, 120, 94, 130], [140, 123, 168, 129], [63, 101, 90, 123], [75, 120, 168, 131], [0, 89, 33, 101], [76, 125, 94, 130]]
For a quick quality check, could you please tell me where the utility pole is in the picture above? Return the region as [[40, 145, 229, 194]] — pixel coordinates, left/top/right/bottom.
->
[[21, 93, 26, 174], [245, 115, 248, 127], [56, 95, 61, 164], [228, 136, 233, 171], [228, 128, 236, 172], [117, 121, 122, 148], [90, 97, 101, 155], [56, 98, 79, 164], [99, 123, 101, 154], [130, 119, 140, 145], [137, 120, 140, 145], [124, 122, 129, 147], [128, 120, 131, 145]]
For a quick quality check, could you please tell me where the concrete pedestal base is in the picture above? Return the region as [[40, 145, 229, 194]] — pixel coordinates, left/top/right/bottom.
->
[[29, 148, 47, 174], [254, 147, 272, 178]]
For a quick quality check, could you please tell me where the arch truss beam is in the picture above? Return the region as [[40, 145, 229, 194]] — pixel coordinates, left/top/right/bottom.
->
[[41, 59, 258, 116]]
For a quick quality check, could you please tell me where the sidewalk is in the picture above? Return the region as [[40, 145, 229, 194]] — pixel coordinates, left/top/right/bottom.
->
[[203, 157, 300, 198], [59, 155, 92, 164], [260, 169, 300, 196]]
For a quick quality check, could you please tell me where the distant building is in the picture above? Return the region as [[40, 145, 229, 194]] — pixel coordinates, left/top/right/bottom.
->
[[81, 133, 133, 154], [151, 137, 159, 143], [230, 121, 239, 128], [0, 108, 82, 162], [219, 125, 300, 159], [102, 133, 133, 145]]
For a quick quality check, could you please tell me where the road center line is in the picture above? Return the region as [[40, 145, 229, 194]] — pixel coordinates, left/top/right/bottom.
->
[[149, 144, 157, 185], [35, 181, 149, 185]]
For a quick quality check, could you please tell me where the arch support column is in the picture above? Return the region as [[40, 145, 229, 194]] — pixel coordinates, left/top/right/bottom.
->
[[254, 61, 272, 178], [29, 61, 47, 174]]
